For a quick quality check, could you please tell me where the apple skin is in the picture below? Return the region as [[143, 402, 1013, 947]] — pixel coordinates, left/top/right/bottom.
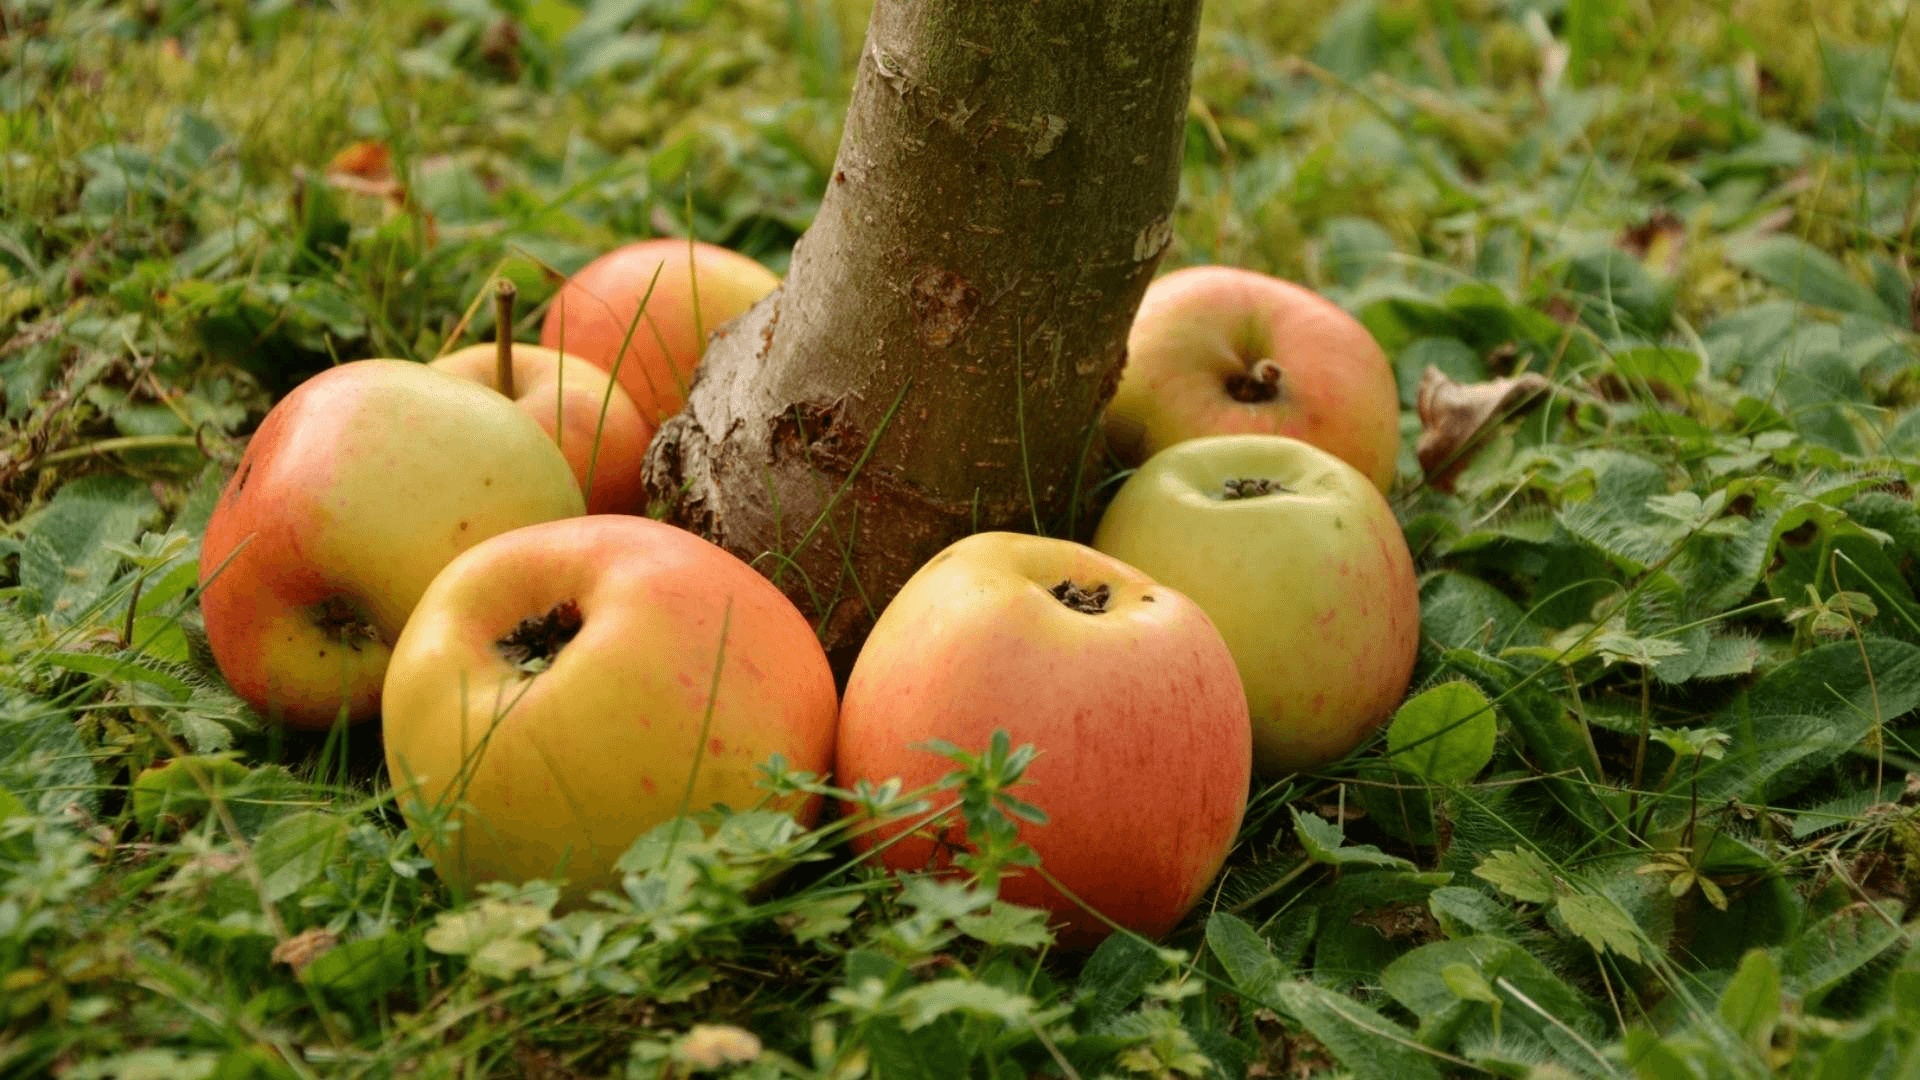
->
[[381, 514, 839, 905], [836, 532, 1251, 950], [431, 343, 648, 515], [197, 360, 585, 729], [539, 239, 780, 438], [1105, 266, 1401, 492], [1093, 434, 1420, 774]]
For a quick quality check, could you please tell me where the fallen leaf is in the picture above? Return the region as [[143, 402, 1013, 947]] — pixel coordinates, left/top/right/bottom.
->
[[272, 927, 340, 974], [1415, 365, 1551, 492], [308, 140, 436, 245], [327, 140, 391, 182], [1618, 210, 1687, 275], [671, 1024, 762, 1070]]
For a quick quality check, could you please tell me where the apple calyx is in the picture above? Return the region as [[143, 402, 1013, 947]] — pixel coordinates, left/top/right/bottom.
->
[[496, 599, 584, 675], [1222, 358, 1284, 404], [311, 596, 384, 650], [1220, 477, 1291, 500], [1049, 580, 1111, 614]]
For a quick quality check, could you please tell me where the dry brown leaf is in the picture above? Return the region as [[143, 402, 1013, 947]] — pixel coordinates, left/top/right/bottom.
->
[[272, 927, 339, 975], [1415, 365, 1551, 492], [310, 141, 437, 246], [1618, 210, 1687, 276], [327, 140, 392, 182], [671, 1025, 762, 1070]]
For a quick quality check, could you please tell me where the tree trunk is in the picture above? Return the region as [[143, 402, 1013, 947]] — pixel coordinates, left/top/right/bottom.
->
[[642, 0, 1203, 666]]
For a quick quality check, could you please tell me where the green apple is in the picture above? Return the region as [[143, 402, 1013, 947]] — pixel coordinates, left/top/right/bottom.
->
[[1092, 435, 1420, 773], [196, 360, 585, 729], [1104, 266, 1401, 491]]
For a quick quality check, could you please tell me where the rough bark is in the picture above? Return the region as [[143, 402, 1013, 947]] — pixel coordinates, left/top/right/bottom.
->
[[643, 0, 1203, 665]]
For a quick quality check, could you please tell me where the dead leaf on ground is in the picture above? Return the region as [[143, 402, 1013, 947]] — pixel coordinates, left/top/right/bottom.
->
[[672, 1024, 762, 1070], [272, 927, 339, 974], [1416, 365, 1551, 492], [1619, 210, 1687, 276], [327, 140, 392, 182], [314, 139, 438, 245]]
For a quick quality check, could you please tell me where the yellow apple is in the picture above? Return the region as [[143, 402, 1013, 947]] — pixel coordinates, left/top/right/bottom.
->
[[381, 515, 839, 905], [431, 342, 648, 514]]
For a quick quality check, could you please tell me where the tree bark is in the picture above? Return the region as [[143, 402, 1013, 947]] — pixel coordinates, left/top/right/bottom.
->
[[643, 0, 1203, 665]]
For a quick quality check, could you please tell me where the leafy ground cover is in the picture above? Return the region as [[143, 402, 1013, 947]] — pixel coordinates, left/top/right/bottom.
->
[[3, 0, 1919, 1076]]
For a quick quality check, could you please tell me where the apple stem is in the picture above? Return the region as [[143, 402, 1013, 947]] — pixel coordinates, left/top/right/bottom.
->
[[494, 278, 518, 399], [1223, 358, 1283, 403]]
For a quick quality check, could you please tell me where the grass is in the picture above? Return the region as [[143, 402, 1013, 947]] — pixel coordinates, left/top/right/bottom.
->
[[3, 0, 1920, 1077]]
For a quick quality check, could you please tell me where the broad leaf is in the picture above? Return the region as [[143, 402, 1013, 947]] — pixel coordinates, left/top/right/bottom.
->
[[1671, 638, 1920, 818], [894, 980, 1035, 1030], [0, 693, 99, 815], [1727, 234, 1901, 323], [1386, 680, 1497, 784], [1205, 912, 1287, 1004], [953, 902, 1055, 948], [1718, 949, 1783, 1054], [1554, 893, 1643, 962], [1472, 849, 1556, 904], [867, 1014, 967, 1068], [1420, 573, 1541, 653], [1776, 901, 1909, 1007], [1075, 931, 1166, 1026], [865, 1017, 967, 1080], [1293, 807, 1414, 869], [1272, 980, 1444, 1080], [10, 474, 159, 623]]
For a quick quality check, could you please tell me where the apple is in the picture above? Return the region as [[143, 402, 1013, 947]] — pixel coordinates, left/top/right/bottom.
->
[[1092, 434, 1420, 774], [539, 239, 780, 439], [835, 532, 1250, 950], [1104, 266, 1401, 492], [381, 514, 839, 905], [197, 360, 585, 729], [431, 342, 648, 515]]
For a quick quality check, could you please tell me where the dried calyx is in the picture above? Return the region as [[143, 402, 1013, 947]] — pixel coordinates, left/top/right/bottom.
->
[[497, 599, 584, 673], [311, 596, 383, 649], [1050, 580, 1111, 614], [1221, 477, 1289, 500], [1223, 358, 1283, 403]]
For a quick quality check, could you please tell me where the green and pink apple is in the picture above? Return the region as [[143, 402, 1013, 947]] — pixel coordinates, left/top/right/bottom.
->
[[540, 239, 779, 443], [835, 532, 1250, 950], [1105, 266, 1401, 491], [196, 360, 585, 729]]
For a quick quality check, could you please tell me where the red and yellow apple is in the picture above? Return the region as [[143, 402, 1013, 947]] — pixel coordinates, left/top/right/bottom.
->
[[381, 514, 838, 904], [431, 342, 648, 515], [835, 532, 1250, 950], [1105, 266, 1401, 491], [1093, 435, 1420, 774], [197, 360, 585, 729], [539, 239, 779, 439]]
